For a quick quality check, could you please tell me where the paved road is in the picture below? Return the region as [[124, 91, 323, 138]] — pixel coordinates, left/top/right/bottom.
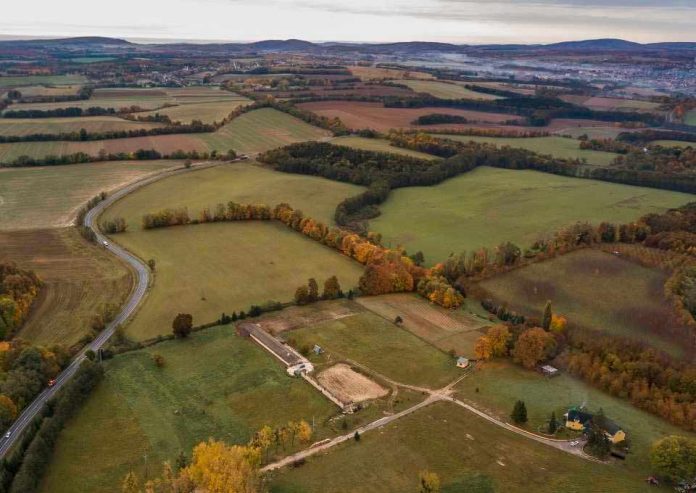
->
[[0, 162, 219, 459]]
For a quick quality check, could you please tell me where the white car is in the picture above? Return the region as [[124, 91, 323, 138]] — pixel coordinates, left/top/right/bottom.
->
[[102, 240, 109, 247], [570, 440, 579, 447], [4, 431, 10, 439]]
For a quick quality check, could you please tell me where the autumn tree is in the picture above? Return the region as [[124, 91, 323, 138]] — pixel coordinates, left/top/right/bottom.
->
[[307, 278, 319, 302], [297, 420, 312, 444], [486, 324, 511, 357], [512, 327, 556, 369], [474, 335, 493, 361], [511, 400, 528, 425], [172, 313, 193, 338], [0, 395, 17, 429], [183, 439, 261, 493], [651, 435, 696, 483], [322, 276, 342, 300], [121, 472, 140, 493], [549, 314, 567, 334], [294, 285, 310, 305], [419, 470, 441, 493]]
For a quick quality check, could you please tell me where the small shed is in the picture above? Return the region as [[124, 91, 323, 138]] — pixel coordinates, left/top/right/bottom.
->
[[540, 365, 559, 377], [456, 357, 470, 369], [313, 344, 324, 355]]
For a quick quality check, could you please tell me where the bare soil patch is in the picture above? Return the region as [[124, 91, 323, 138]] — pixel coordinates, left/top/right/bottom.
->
[[317, 363, 388, 405], [257, 299, 362, 335]]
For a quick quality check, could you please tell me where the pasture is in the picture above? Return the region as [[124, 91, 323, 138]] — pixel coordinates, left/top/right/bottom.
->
[[370, 166, 691, 265], [0, 228, 132, 346], [0, 160, 181, 230], [297, 101, 519, 132], [0, 108, 331, 162], [38, 325, 338, 493], [0, 74, 87, 87], [106, 222, 365, 341], [288, 311, 461, 388], [431, 134, 618, 166], [0, 116, 164, 137], [330, 136, 439, 160], [138, 98, 249, 124], [401, 80, 501, 100], [477, 249, 689, 358], [101, 162, 363, 229], [269, 400, 654, 493], [456, 361, 696, 474]]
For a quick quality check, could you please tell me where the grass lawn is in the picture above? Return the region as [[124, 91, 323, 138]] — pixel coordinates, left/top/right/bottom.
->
[[268, 400, 656, 493], [0, 160, 181, 230], [101, 162, 363, 230], [330, 136, 439, 160], [108, 222, 365, 341], [38, 325, 339, 493], [0, 74, 87, 87], [477, 249, 689, 358], [0, 228, 132, 346], [288, 311, 461, 388], [370, 166, 692, 265], [456, 361, 696, 475], [401, 80, 501, 100], [431, 134, 618, 166]]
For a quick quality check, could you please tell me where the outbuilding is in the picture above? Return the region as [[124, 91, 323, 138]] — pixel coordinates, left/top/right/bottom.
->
[[456, 357, 470, 369]]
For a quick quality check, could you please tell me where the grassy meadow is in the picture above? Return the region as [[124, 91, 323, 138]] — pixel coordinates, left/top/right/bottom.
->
[[289, 311, 461, 388], [330, 136, 439, 160], [0, 160, 181, 230], [431, 134, 618, 166], [401, 80, 501, 100], [101, 162, 363, 229], [106, 222, 365, 341], [370, 166, 692, 264], [39, 325, 338, 493], [478, 249, 689, 358], [0, 74, 87, 87], [0, 116, 165, 136], [269, 400, 655, 493]]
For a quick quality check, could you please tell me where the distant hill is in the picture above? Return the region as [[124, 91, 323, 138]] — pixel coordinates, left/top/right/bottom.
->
[[542, 38, 643, 51]]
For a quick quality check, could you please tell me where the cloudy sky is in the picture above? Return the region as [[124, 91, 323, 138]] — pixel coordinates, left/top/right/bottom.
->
[[2, 0, 694, 44]]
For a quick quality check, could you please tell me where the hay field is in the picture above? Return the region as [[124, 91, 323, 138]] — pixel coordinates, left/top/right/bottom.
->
[[401, 80, 501, 100], [432, 134, 618, 166], [106, 222, 364, 341], [0, 116, 164, 137], [478, 249, 690, 358], [0, 74, 87, 87], [0, 228, 132, 346], [349, 66, 434, 81], [0, 160, 181, 230], [101, 162, 363, 229], [370, 166, 692, 265], [39, 325, 337, 493], [270, 400, 653, 493], [297, 101, 519, 131], [330, 136, 439, 160]]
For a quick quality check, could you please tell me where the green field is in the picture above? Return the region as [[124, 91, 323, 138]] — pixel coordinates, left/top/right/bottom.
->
[[289, 311, 461, 388], [269, 400, 654, 493], [102, 162, 363, 229], [455, 361, 696, 475], [431, 134, 618, 166], [138, 98, 250, 124], [10, 84, 82, 98], [0, 116, 164, 137], [107, 222, 365, 341], [683, 110, 696, 126], [0, 74, 87, 87], [0, 160, 181, 230], [330, 136, 439, 160], [478, 249, 689, 358], [401, 80, 501, 100], [39, 325, 338, 493], [651, 140, 696, 148], [370, 166, 691, 265]]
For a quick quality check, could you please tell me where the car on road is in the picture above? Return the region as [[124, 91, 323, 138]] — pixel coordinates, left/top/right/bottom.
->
[[570, 440, 580, 447], [47, 379, 56, 387], [3, 431, 10, 440], [102, 240, 109, 247]]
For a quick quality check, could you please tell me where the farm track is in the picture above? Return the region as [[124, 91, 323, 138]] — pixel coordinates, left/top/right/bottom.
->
[[0, 160, 223, 459]]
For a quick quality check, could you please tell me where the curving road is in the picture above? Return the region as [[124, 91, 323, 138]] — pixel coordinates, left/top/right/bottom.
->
[[0, 162, 219, 458]]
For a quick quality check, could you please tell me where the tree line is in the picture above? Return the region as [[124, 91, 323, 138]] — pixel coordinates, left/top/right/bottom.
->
[[0, 263, 42, 340]]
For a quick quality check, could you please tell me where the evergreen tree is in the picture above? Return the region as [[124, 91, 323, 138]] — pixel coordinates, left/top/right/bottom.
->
[[548, 411, 558, 434], [542, 301, 552, 331], [308, 278, 319, 302], [511, 400, 528, 425]]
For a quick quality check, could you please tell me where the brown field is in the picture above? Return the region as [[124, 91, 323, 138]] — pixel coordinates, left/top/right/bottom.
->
[[256, 299, 361, 336], [349, 66, 434, 81], [297, 101, 519, 131], [560, 95, 661, 112], [355, 294, 489, 358], [14, 85, 83, 98], [0, 228, 132, 346], [267, 83, 416, 100], [317, 363, 389, 405], [469, 81, 537, 96]]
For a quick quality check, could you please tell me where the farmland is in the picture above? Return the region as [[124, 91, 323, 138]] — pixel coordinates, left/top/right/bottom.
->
[[297, 101, 519, 132], [651, 140, 695, 148], [400, 80, 501, 100], [685, 110, 696, 126], [138, 98, 249, 123], [10, 84, 83, 97], [0, 228, 132, 346], [105, 222, 364, 341], [431, 134, 618, 165], [101, 161, 363, 229], [348, 66, 434, 80], [560, 95, 661, 112], [477, 249, 690, 358], [0, 74, 87, 87], [0, 116, 164, 137], [0, 108, 331, 162], [330, 136, 439, 160], [269, 400, 654, 493], [288, 311, 461, 388], [370, 166, 692, 264], [38, 325, 338, 493], [0, 160, 181, 230]]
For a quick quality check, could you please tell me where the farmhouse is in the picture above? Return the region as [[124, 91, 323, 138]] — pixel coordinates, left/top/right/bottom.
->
[[564, 407, 626, 443]]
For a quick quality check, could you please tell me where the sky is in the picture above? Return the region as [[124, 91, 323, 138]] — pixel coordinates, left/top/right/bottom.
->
[[1, 0, 694, 44]]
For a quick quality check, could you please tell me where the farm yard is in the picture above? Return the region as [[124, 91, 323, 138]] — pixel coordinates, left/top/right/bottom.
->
[[400, 80, 502, 100], [477, 249, 691, 359], [0, 160, 181, 230], [105, 222, 365, 341], [0, 228, 132, 346], [431, 134, 619, 165], [268, 400, 654, 493], [370, 166, 692, 264], [100, 161, 363, 229], [296, 101, 520, 131], [38, 325, 338, 493]]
